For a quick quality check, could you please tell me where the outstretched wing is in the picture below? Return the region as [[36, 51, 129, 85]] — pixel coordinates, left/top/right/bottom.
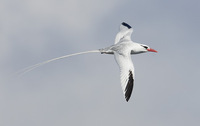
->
[[114, 22, 133, 44], [114, 52, 135, 102]]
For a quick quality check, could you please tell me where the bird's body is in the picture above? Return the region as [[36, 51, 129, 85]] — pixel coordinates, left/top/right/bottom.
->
[[99, 22, 157, 101], [17, 22, 157, 102]]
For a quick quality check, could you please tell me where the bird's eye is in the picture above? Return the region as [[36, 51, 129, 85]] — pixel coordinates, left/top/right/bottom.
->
[[142, 46, 148, 49]]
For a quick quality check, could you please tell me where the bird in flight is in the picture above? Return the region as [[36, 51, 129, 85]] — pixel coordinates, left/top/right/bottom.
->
[[17, 22, 157, 102]]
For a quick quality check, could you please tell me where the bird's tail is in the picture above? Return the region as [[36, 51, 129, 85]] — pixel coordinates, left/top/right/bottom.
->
[[15, 50, 100, 77]]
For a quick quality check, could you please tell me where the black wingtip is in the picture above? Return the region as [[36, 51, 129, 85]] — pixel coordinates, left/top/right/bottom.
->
[[125, 70, 134, 102], [122, 22, 132, 29]]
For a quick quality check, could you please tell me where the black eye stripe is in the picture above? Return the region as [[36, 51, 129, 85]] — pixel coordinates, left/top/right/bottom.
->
[[142, 46, 148, 49]]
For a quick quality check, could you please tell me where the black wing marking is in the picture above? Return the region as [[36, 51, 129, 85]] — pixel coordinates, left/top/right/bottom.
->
[[122, 22, 132, 29], [125, 70, 134, 102]]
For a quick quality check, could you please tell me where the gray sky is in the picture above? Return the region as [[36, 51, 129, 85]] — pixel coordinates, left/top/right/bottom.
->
[[1, 0, 200, 126]]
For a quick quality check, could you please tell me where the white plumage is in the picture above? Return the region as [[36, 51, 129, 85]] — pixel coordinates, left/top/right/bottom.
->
[[114, 51, 134, 101], [100, 22, 157, 101], [17, 22, 157, 102]]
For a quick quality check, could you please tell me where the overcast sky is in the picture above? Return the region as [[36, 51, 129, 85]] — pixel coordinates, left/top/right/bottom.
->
[[1, 0, 200, 126]]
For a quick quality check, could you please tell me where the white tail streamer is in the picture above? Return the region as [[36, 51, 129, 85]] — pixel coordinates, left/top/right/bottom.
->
[[13, 22, 157, 102], [16, 50, 100, 76]]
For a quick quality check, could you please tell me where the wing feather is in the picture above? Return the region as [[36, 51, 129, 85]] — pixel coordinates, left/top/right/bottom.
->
[[114, 22, 133, 44], [125, 70, 134, 101], [114, 52, 135, 102]]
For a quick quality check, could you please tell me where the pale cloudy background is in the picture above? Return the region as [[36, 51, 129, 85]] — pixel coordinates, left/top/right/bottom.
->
[[1, 0, 200, 126]]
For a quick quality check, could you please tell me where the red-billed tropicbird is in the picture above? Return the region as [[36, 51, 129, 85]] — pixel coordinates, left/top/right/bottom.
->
[[17, 22, 157, 102]]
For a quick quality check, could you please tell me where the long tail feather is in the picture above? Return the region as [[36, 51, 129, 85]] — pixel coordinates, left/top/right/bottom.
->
[[16, 50, 100, 76]]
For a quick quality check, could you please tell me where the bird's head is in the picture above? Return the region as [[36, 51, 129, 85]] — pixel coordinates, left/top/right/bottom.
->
[[131, 43, 157, 54], [140, 44, 157, 53]]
